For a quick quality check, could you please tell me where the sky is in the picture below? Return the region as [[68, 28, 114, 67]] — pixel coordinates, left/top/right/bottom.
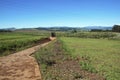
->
[[0, 0, 120, 29]]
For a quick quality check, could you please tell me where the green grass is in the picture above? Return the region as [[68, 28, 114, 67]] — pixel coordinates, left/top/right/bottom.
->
[[34, 40, 92, 80], [0, 32, 47, 56], [56, 32, 117, 39], [34, 40, 60, 80], [60, 37, 120, 80]]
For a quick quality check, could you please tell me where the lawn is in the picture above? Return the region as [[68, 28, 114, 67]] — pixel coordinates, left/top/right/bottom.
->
[[60, 37, 120, 80]]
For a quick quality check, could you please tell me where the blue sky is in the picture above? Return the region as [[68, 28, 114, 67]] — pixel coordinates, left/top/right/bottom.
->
[[0, 0, 120, 28]]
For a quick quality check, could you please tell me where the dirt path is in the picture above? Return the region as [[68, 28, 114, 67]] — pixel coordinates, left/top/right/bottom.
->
[[0, 38, 52, 80]]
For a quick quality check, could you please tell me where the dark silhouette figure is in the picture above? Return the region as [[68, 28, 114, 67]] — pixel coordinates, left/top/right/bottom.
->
[[51, 32, 56, 37]]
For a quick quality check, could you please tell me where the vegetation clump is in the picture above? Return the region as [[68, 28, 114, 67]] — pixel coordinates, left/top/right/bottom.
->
[[112, 25, 120, 32]]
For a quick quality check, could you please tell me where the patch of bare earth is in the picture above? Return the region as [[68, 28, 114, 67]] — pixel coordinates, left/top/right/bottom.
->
[[0, 38, 51, 80]]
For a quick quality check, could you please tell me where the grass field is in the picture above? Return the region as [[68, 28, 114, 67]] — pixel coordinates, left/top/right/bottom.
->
[[1, 31, 120, 80], [0, 32, 48, 56], [34, 40, 105, 80], [56, 32, 117, 39], [60, 37, 120, 80]]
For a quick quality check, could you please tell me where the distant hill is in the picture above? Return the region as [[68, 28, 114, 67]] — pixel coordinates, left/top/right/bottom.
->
[[0, 28, 16, 32], [36, 27, 80, 31], [5, 26, 112, 32], [81, 26, 112, 30], [15, 28, 41, 32], [36, 26, 112, 31]]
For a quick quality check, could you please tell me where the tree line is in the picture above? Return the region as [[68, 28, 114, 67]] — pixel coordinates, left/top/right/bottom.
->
[[112, 25, 120, 32]]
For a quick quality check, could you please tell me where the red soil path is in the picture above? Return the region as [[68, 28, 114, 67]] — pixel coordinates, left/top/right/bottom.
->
[[0, 38, 52, 80]]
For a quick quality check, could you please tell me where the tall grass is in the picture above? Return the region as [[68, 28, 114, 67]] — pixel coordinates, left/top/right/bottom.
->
[[34, 40, 59, 80], [60, 37, 120, 80]]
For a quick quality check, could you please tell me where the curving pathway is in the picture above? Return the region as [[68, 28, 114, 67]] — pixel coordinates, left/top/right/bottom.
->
[[0, 39, 52, 80]]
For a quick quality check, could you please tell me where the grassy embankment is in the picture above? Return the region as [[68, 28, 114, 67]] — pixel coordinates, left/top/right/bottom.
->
[[60, 37, 120, 80], [0, 32, 49, 56], [34, 39, 105, 80]]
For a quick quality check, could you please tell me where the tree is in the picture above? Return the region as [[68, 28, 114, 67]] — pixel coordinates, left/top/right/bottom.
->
[[51, 32, 56, 37], [91, 29, 103, 32], [72, 29, 77, 33], [112, 25, 120, 32]]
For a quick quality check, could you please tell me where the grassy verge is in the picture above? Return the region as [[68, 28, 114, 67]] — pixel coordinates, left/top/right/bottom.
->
[[60, 37, 120, 80], [34, 39, 104, 80], [34, 40, 66, 80]]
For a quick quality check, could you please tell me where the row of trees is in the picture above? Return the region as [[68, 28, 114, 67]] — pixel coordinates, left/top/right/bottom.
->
[[90, 25, 120, 32], [0, 30, 12, 32], [112, 25, 120, 32]]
